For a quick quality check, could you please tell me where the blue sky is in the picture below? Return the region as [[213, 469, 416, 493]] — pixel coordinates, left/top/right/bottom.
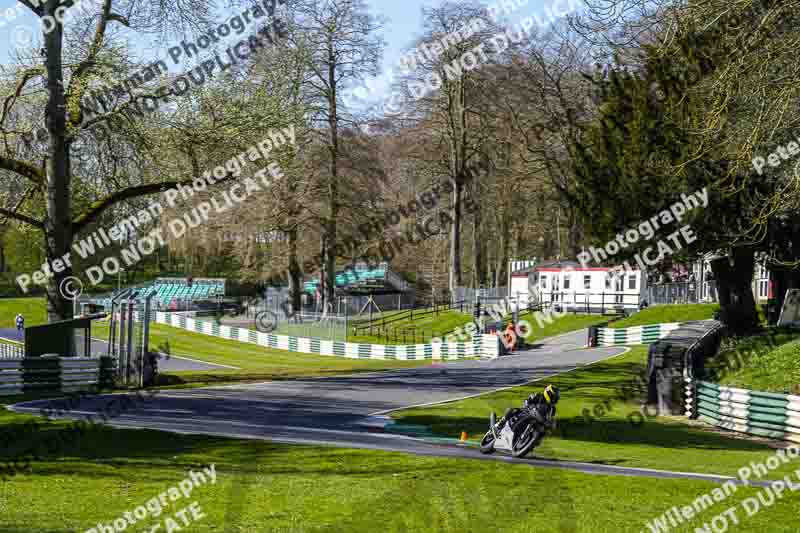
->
[[0, 0, 565, 101]]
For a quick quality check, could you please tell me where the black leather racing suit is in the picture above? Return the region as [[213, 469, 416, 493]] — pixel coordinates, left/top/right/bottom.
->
[[500, 393, 556, 429]]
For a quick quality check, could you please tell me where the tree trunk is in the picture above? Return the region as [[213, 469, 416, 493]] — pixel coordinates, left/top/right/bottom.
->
[[286, 227, 302, 317], [0, 230, 6, 273], [43, 5, 74, 323], [498, 217, 511, 290], [322, 48, 339, 318], [449, 177, 462, 294], [567, 208, 582, 259], [472, 199, 486, 288], [319, 234, 328, 314], [710, 247, 759, 334]]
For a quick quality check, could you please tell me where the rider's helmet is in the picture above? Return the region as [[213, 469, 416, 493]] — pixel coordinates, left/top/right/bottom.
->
[[543, 384, 560, 405]]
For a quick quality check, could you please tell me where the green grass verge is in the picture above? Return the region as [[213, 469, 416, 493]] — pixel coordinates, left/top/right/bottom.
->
[[93, 322, 431, 388], [348, 308, 410, 326], [611, 303, 719, 328], [392, 346, 800, 478], [516, 312, 609, 343], [710, 329, 800, 394], [1, 404, 799, 532], [0, 298, 431, 387], [0, 297, 47, 329], [349, 310, 473, 345]]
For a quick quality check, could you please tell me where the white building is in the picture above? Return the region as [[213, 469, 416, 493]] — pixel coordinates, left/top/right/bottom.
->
[[512, 259, 646, 313]]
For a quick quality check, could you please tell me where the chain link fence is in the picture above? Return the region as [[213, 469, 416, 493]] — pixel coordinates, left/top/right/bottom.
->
[[646, 281, 719, 305]]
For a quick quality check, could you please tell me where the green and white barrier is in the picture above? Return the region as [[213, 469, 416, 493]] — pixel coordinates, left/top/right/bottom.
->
[[153, 312, 500, 360], [0, 357, 108, 396], [595, 323, 681, 346], [686, 379, 800, 444], [0, 341, 24, 359]]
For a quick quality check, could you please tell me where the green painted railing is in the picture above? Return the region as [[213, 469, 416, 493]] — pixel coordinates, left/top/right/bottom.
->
[[594, 323, 681, 346], [686, 379, 800, 444]]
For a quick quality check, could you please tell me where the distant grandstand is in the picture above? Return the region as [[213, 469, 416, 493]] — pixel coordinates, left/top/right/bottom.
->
[[303, 262, 410, 295], [81, 277, 226, 313], [150, 277, 226, 306], [300, 262, 414, 317]]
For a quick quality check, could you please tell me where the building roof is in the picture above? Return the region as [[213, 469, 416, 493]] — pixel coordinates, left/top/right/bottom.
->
[[535, 259, 583, 270]]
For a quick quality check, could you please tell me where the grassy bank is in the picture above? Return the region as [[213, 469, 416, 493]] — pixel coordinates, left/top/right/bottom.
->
[[348, 310, 473, 345], [516, 312, 609, 343], [0, 297, 47, 329], [392, 345, 799, 478], [611, 303, 719, 328], [710, 329, 800, 394], [95, 322, 432, 388], [1, 404, 798, 532]]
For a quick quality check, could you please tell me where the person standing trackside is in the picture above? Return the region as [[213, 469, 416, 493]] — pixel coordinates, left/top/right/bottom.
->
[[15, 313, 24, 332]]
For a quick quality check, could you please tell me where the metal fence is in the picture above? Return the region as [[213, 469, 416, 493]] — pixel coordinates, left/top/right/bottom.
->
[[252, 288, 416, 320], [198, 310, 348, 342], [452, 286, 509, 304], [272, 313, 348, 342], [646, 281, 719, 305], [107, 289, 154, 386], [537, 291, 641, 313]]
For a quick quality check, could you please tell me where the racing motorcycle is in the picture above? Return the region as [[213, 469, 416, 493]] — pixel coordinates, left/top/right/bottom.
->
[[479, 404, 554, 458]]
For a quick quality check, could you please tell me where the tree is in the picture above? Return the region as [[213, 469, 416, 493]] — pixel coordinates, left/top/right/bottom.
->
[[568, 1, 800, 332], [0, 0, 255, 321], [286, 0, 384, 316], [400, 2, 500, 296]]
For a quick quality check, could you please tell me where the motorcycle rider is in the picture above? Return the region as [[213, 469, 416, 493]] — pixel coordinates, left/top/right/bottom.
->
[[497, 384, 560, 429]]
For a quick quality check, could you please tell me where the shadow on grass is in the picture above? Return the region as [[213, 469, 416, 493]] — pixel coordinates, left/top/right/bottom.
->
[[394, 412, 769, 453], [391, 353, 771, 455], [0, 410, 456, 482]]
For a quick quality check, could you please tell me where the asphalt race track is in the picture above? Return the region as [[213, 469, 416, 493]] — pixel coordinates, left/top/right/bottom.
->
[[10, 330, 765, 486]]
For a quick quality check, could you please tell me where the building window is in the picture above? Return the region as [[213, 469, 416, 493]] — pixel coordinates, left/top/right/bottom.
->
[[541, 276, 547, 289], [583, 275, 591, 289], [759, 279, 769, 299], [629, 275, 637, 290], [605, 275, 611, 289], [563, 275, 571, 289]]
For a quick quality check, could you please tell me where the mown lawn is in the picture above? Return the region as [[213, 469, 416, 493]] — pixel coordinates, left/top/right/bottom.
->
[[611, 303, 719, 328], [392, 346, 800, 479], [94, 322, 432, 388], [1, 403, 798, 533], [0, 298, 432, 387], [349, 310, 473, 345], [0, 297, 48, 329], [516, 312, 609, 343], [709, 328, 800, 394]]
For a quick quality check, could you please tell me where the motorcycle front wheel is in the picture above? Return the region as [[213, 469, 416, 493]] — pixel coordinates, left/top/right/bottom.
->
[[512, 425, 540, 458], [479, 431, 495, 454]]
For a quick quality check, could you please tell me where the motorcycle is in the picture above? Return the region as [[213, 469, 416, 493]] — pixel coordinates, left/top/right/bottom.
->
[[479, 404, 553, 458]]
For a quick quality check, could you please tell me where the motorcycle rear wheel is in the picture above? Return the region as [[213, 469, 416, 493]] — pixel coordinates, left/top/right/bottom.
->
[[512, 425, 540, 458], [479, 431, 495, 454]]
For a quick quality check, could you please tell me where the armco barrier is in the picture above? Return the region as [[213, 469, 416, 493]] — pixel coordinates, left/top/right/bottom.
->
[[686, 379, 800, 444], [0, 357, 113, 396], [153, 312, 500, 360], [0, 341, 24, 359], [594, 323, 681, 346]]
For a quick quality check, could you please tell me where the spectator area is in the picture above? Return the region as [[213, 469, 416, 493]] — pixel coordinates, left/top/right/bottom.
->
[[303, 263, 409, 294], [150, 278, 225, 305]]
